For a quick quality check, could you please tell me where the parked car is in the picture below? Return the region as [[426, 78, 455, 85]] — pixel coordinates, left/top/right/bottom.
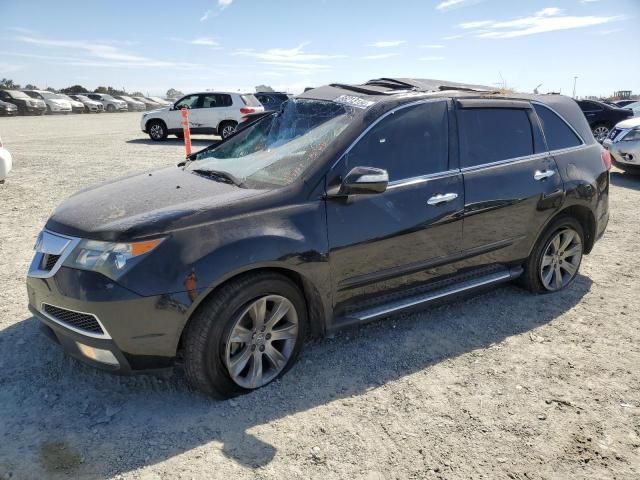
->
[[576, 99, 633, 142], [0, 135, 12, 183], [141, 91, 264, 141], [132, 96, 163, 110], [115, 95, 146, 112], [147, 96, 172, 107], [614, 100, 637, 108], [0, 89, 46, 115], [23, 90, 72, 114], [58, 94, 85, 114], [603, 117, 640, 174], [69, 94, 104, 113], [27, 78, 610, 398], [0, 100, 18, 116], [84, 93, 128, 112], [255, 92, 292, 110], [622, 101, 640, 117]]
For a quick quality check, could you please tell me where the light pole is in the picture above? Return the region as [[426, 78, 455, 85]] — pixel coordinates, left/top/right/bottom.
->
[[572, 76, 578, 98]]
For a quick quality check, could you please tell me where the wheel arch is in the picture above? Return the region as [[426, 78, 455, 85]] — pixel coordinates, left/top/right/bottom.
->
[[145, 117, 167, 131], [537, 205, 597, 255], [217, 119, 238, 132], [176, 266, 328, 355]]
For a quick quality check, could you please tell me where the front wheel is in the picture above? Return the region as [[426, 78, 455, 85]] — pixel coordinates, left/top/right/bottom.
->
[[520, 216, 584, 293], [219, 121, 237, 140], [106, 104, 115, 112], [147, 120, 167, 141], [183, 272, 306, 398], [592, 124, 610, 143]]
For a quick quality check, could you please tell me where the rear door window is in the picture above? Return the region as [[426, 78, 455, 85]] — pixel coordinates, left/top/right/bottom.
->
[[343, 100, 449, 181], [458, 108, 534, 168], [534, 104, 582, 150]]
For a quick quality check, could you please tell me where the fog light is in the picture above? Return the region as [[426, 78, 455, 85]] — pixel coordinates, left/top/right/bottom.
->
[[75, 342, 119, 366]]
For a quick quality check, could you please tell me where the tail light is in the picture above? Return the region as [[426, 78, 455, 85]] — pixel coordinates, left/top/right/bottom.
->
[[601, 148, 612, 171], [240, 107, 256, 114]]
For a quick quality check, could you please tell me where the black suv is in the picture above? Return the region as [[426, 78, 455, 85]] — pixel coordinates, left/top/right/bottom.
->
[[27, 78, 610, 398], [577, 99, 633, 142], [0, 89, 46, 115]]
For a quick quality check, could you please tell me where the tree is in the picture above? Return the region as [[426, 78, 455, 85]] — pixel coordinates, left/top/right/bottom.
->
[[255, 84, 274, 92], [130, 91, 144, 96], [24, 83, 39, 90], [94, 86, 109, 94], [60, 85, 89, 95], [45, 87, 57, 93], [166, 88, 184, 99], [0, 78, 20, 90]]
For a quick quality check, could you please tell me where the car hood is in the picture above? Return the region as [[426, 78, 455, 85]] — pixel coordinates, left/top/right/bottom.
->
[[616, 117, 640, 129], [46, 167, 267, 241], [145, 107, 169, 114], [0, 101, 17, 108]]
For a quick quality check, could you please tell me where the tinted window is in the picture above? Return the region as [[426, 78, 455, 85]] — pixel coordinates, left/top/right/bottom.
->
[[579, 101, 602, 112], [175, 94, 200, 109], [534, 104, 581, 150], [343, 101, 449, 181], [458, 108, 534, 167], [241, 94, 262, 107], [200, 94, 232, 108]]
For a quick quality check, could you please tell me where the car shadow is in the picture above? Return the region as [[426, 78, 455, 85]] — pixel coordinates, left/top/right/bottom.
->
[[126, 138, 220, 147], [0, 277, 592, 478], [610, 170, 640, 191]]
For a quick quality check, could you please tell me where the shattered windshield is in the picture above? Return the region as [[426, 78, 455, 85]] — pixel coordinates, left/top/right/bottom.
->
[[189, 99, 355, 188]]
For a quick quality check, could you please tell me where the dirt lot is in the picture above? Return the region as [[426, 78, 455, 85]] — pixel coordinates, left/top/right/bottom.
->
[[0, 112, 639, 480]]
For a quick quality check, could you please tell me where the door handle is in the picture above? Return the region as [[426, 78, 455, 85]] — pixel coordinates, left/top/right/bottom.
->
[[427, 192, 458, 206], [534, 170, 555, 181]]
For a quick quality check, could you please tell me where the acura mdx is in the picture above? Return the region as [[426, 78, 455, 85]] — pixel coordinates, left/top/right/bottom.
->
[[27, 78, 610, 398]]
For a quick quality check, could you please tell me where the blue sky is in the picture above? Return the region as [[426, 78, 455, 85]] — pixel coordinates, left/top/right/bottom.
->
[[1, 0, 638, 96]]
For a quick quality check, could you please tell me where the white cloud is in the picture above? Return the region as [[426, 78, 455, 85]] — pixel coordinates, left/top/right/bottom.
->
[[233, 43, 345, 75], [218, 0, 234, 8], [436, 0, 482, 11], [443, 34, 464, 40], [459, 8, 620, 38], [367, 40, 406, 48], [201, 0, 234, 21], [200, 10, 212, 21], [419, 56, 444, 61], [362, 53, 400, 60], [420, 44, 444, 49], [14, 35, 201, 69], [190, 37, 220, 47]]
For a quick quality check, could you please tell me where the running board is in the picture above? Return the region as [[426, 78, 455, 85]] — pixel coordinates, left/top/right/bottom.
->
[[349, 266, 523, 323]]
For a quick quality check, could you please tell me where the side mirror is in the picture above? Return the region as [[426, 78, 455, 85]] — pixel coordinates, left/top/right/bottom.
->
[[329, 166, 389, 197]]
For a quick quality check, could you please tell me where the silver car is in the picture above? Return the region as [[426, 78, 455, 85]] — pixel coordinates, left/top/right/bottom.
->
[[603, 116, 640, 174]]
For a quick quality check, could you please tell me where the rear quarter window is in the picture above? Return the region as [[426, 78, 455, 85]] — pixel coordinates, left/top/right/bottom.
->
[[241, 94, 262, 107], [458, 108, 534, 168], [533, 104, 582, 151]]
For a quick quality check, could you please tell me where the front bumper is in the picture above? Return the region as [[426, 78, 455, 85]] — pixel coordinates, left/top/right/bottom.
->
[[48, 105, 72, 113], [603, 138, 640, 167], [25, 105, 46, 114], [0, 108, 17, 116], [26, 265, 192, 374]]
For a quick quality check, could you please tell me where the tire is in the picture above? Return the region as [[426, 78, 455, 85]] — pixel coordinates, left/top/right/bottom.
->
[[520, 216, 585, 294], [147, 120, 167, 141], [182, 272, 307, 398], [106, 104, 115, 112], [218, 121, 237, 140], [592, 124, 610, 143]]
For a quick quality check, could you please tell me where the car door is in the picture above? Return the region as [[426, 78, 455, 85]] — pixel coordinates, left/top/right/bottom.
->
[[196, 93, 228, 133], [455, 99, 563, 269], [325, 100, 464, 312], [172, 94, 202, 131]]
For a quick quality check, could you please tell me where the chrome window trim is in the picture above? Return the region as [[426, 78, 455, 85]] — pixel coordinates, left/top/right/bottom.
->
[[386, 169, 460, 190], [531, 101, 586, 146], [460, 152, 550, 173], [330, 97, 450, 172], [28, 229, 81, 279], [39, 303, 112, 340]]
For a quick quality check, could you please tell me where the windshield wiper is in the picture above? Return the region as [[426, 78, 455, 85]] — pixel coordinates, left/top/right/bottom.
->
[[191, 169, 245, 188]]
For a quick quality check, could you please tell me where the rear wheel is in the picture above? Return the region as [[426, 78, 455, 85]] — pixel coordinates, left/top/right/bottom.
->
[[592, 124, 610, 143], [106, 104, 115, 112], [147, 120, 167, 141], [183, 272, 306, 398], [520, 216, 584, 293], [219, 121, 237, 140]]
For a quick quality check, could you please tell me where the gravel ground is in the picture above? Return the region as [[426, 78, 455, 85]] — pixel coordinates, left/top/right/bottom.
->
[[0, 113, 639, 480]]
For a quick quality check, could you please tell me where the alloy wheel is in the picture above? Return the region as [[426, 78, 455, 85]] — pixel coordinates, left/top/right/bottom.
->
[[224, 295, 298, 389], [221, 125, 235, 139], [593, 126, 609, 142], [539, 228, 582, 291], [149, 124, 164, 140]]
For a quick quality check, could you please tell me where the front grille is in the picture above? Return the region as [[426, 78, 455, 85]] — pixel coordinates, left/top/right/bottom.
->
[[41, 254, 61, 271], [42, 304, 104, 335]]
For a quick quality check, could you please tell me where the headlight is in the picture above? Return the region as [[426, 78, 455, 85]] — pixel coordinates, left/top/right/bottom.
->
[[28, 100, 37, 106], [64, 237, 164, 279], [621, 128, 640, 142]]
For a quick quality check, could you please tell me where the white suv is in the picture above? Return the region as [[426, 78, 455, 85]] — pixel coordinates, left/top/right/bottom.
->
[[84, 93, 128, 112], [140, 92, 264, 141]]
